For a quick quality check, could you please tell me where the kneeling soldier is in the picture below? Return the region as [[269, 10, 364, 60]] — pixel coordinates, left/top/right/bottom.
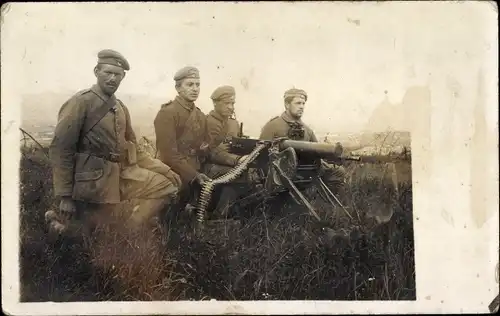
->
[[47, 49, 181, 235]]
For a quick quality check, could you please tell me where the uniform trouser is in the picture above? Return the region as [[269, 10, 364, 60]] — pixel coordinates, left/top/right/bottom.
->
[[52, 165, 179, 235], [119, 164, 179, 228]]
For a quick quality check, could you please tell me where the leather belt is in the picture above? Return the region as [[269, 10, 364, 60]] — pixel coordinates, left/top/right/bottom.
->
[[79, 151, 127, 163]]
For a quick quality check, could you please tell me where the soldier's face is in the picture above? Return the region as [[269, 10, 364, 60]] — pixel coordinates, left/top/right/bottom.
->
[[94, 64, 125, 96], [177, 78, 200, 102], [214, 97, 235, 118], [286, 96, 306, 119]]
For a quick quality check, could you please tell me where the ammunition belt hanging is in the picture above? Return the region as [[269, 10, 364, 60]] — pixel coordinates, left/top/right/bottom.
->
[[195, 142, 268, 224]]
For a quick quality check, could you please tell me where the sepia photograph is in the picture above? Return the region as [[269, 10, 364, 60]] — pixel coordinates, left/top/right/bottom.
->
[[2, 1, 498, 315]]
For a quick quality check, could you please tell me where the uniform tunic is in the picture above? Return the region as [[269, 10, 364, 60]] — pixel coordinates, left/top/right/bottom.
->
[[203, 110, 242, 179], [260, 111, 318, 142], [259, 111, 346, 190], [49, 84, 178, 204], [154, 96, 239, 184], [227, 117, 240, 137]]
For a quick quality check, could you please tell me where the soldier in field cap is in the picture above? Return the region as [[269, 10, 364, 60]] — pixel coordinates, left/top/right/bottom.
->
[[259, 87, 347, 199], [97, 49, 130, 71], [201, 85, 251, 219], [154, 69, 248, 222], [47, 49, 181, 238]]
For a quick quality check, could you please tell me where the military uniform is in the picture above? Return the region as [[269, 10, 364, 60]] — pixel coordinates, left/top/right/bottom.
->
[[200, 85, 251, 219], [203, 109, 242, 178], [259, 89, 347, 194], [49, 50, 179, 228], [260, 111, 318, 142], [227, 116, 240, 138], [154, 69, 240, 187], [202, 85, 243, 179]]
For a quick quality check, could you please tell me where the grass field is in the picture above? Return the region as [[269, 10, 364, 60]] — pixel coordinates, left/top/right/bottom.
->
[[19, 143, 415, 302]]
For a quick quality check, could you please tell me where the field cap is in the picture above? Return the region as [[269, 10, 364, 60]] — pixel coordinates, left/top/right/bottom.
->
[[97, 49, 130, 71], [211, 85, 236, 102], [174, 66, 200, 81], [284, 88, 307, 102]]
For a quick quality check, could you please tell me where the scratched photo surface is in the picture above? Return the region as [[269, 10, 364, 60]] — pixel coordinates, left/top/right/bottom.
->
[[1, 1, 498, 315]]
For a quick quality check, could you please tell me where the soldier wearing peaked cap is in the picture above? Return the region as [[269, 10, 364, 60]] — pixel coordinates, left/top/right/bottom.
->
[[47, 49, 181, 237], [259, 87, 347, 199], [97, 49, 130, 71], [202, 85, 252, 219], [154, 68, 247, 221]]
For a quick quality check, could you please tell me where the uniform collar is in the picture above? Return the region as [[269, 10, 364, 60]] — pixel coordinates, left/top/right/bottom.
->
[[209, 110, 227, 123], [91, 84, 116, 103], [281, 111, 303, 125], [175, 95, 196, 111]]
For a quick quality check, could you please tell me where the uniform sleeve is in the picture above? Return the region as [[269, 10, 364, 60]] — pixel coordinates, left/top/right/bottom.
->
[[48, 95, 87, 197], [121, 102, 138, 144], [205, 116, 223, 147], [259, 120, 276, 140], [154, 107, 198, 183], [208, 147, 240, 167], [205, 117, 240, 166]]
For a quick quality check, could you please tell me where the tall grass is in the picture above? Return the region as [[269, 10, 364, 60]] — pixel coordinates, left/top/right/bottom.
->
[[19, 144, 415, 301]]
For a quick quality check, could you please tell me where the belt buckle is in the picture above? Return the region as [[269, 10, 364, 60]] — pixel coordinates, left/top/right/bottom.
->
[[109, 153, 120, 163]]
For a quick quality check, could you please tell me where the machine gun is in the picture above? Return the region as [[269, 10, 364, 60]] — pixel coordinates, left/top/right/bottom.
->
[[191, 136, 371, 232]]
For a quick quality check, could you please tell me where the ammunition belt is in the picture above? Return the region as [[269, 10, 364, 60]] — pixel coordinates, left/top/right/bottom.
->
[[195, 142, 268, 224]]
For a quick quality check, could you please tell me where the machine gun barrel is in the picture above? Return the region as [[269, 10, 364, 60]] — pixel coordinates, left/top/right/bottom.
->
[[280, 140, 342, 158]]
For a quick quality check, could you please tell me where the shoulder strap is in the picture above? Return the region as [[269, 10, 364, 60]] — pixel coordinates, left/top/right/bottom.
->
[[81, 97, 116, 138]]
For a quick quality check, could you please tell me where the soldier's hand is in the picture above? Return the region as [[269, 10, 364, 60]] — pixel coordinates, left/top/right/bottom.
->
[[165, 169, 182, 188], [59, 197, 76, 219], [194, 173, 212, 186], [199, 142, 210, 154], [218, 142, 230, 152]]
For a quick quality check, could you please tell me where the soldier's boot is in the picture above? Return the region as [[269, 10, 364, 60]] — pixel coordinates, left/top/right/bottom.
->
[[211, 187, 238, 220]]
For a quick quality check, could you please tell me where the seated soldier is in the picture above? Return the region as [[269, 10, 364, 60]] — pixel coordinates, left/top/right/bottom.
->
[[47, 49, 181, 236], [202, 85, 251, 219], [259, 88, 347, 200], [154, 69, 249, 222]]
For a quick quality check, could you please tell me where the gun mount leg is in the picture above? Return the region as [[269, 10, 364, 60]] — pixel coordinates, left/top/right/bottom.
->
[[316, 177, 354, 221], [271, 161, 322, 222]]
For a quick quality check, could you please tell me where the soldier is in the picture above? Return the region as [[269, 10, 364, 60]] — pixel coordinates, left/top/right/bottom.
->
[[47, 49, 181, 234], [202, 86, 250, 218], [259, 88, 347, 197], [154, 68, 247, 219]]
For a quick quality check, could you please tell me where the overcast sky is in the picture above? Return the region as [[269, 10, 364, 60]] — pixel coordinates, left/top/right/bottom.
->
[[2, 1, 497, 136]]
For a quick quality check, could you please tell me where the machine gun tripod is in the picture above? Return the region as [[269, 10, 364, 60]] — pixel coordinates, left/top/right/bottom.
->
[[188, 136, 363, 235]]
